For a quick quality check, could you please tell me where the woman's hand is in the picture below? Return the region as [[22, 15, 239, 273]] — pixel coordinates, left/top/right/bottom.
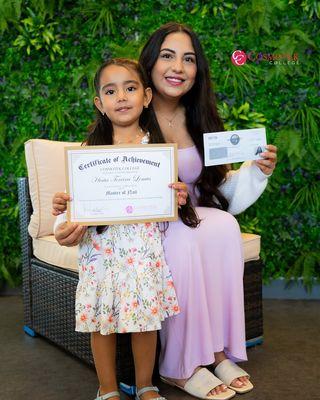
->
[[169, 182, 188, 207], [254, 144, 277, 175], [55, 222, 87, 247], [52, 192, 70, 216]]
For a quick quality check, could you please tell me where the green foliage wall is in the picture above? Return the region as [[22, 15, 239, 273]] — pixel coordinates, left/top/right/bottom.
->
[[1, 0, 319, 289]]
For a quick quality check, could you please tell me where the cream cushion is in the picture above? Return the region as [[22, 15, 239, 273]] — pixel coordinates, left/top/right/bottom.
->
[[25, 139, 80, 238], [33, 236, 78, 271], [241, 233, 260, 262], [33, 233, 260, 273]]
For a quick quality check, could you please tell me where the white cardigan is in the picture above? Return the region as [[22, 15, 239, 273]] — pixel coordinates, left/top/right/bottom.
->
[[220, 160, 269, 215]]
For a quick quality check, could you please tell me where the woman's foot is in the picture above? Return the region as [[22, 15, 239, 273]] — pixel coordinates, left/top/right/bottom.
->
[[213, 351, 250, 389], [162, 367, 228, 396]]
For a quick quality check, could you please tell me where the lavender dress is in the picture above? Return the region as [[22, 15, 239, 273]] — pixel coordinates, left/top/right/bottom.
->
[[159, 146, 247, 379]]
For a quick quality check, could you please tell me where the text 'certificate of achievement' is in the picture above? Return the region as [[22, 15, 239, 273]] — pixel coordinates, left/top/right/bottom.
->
[[203, 128, 267, 166], [65, 144, 178, 225]]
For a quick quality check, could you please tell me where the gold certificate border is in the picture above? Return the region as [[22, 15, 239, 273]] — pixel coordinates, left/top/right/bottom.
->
[[65, 143, 178, 225]]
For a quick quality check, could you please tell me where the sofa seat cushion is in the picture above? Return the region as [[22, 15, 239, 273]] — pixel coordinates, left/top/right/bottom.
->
[[241, 233, 261, 262], [33, 235, 78, 272], [33, 232, 261, 273]]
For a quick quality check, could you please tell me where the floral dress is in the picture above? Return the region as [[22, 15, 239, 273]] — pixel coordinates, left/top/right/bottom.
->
[[75, 136, 180, 335]]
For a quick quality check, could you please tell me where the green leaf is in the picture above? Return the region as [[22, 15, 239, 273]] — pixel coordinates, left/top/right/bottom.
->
[[239, 115, 249, 120], [0, 119, 6, 147], [291, 182, 320, 213], [240, 102, 250, 114]]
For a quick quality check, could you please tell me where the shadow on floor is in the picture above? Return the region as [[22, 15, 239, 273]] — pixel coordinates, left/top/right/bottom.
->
[[0, 296, 319, 400]]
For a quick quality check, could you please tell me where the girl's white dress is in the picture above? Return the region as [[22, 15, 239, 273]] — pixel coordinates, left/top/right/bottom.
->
[[75, 135, 180, 335]]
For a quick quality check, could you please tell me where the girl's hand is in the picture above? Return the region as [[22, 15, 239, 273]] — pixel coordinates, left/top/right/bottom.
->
[[254, 144, 277, 175], [52, 192, 70, 216], [55, 222, 87, 247], [169, 182, 188, 207]]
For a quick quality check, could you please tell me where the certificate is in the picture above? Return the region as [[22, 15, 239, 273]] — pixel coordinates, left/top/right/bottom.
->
[[203, 128, 267, 166], [65, 144, 178, 225]]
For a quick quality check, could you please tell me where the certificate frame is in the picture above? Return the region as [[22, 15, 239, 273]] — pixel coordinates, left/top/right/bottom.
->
[[65, 143, 178, 225]]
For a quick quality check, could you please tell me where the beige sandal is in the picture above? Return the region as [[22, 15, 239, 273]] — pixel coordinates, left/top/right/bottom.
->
[[160, 367, 236, 400], [214, 359, 254, 394]]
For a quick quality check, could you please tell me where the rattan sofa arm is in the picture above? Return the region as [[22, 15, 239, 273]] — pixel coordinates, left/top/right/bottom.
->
[[17, 177, 33, 326]]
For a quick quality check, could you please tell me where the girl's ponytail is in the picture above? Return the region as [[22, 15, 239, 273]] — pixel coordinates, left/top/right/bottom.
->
[[86, 112, 113, 146]]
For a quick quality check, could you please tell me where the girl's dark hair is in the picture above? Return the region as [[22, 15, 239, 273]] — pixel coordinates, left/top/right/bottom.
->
[[87, 58, 164, 145], [139, 22, 229, 211], [87, 57, 200, 231]]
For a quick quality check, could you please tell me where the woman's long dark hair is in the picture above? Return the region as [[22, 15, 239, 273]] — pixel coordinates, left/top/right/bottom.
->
[[87, 58, 200, 230], [139, 22, 229, 211]]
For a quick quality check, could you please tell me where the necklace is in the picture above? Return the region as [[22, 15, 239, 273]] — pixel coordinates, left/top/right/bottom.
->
[[113, 128, 149, 145], [157, 109, 180, 128]]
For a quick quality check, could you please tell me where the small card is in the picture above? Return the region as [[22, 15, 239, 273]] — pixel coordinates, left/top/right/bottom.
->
[[204, 128, 267, 166]]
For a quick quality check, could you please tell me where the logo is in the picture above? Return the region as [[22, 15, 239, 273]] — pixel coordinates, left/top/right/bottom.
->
[[231, 50, 247, 66], [125, 205, 133, 214], [230, 134, 240, 145], [255, 146, 263, 155], [231, 50, 299, 66]]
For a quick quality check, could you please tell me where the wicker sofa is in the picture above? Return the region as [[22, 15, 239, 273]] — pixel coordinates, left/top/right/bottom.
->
[[18, 139, 263, 384]]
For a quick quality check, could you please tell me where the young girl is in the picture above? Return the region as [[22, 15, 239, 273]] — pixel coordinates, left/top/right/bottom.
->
[[53, 58, 194, 400]]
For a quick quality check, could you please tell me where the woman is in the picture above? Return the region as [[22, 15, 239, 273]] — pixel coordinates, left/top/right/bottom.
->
[[53, 23, 277, 400]]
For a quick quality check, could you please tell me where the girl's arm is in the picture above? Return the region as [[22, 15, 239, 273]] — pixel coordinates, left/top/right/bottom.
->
[[219, 160, 270, 215], [169, 182, 188, 207], [52, 192, 70, 216], [53, 200, 87, 246]]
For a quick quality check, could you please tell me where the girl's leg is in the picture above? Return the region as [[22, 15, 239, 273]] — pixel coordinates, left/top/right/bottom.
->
[[91, 332, 119, 399], [131, 331, 160, 400]]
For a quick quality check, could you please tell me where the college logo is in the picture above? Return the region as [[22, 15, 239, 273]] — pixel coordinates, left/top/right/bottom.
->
[[230, 134, 240, 145], [231, 50, 247, 66], [231, 50, 299, 66]]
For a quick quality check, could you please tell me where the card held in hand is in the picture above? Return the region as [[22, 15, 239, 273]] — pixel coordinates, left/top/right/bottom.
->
[[203, 128, 267, 166]]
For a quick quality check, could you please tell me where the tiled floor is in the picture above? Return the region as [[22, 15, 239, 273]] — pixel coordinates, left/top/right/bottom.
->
[[1, 296, 319, 400]]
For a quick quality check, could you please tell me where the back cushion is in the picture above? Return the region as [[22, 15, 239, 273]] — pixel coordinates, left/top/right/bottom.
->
[[25, 139, 81, 238]]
